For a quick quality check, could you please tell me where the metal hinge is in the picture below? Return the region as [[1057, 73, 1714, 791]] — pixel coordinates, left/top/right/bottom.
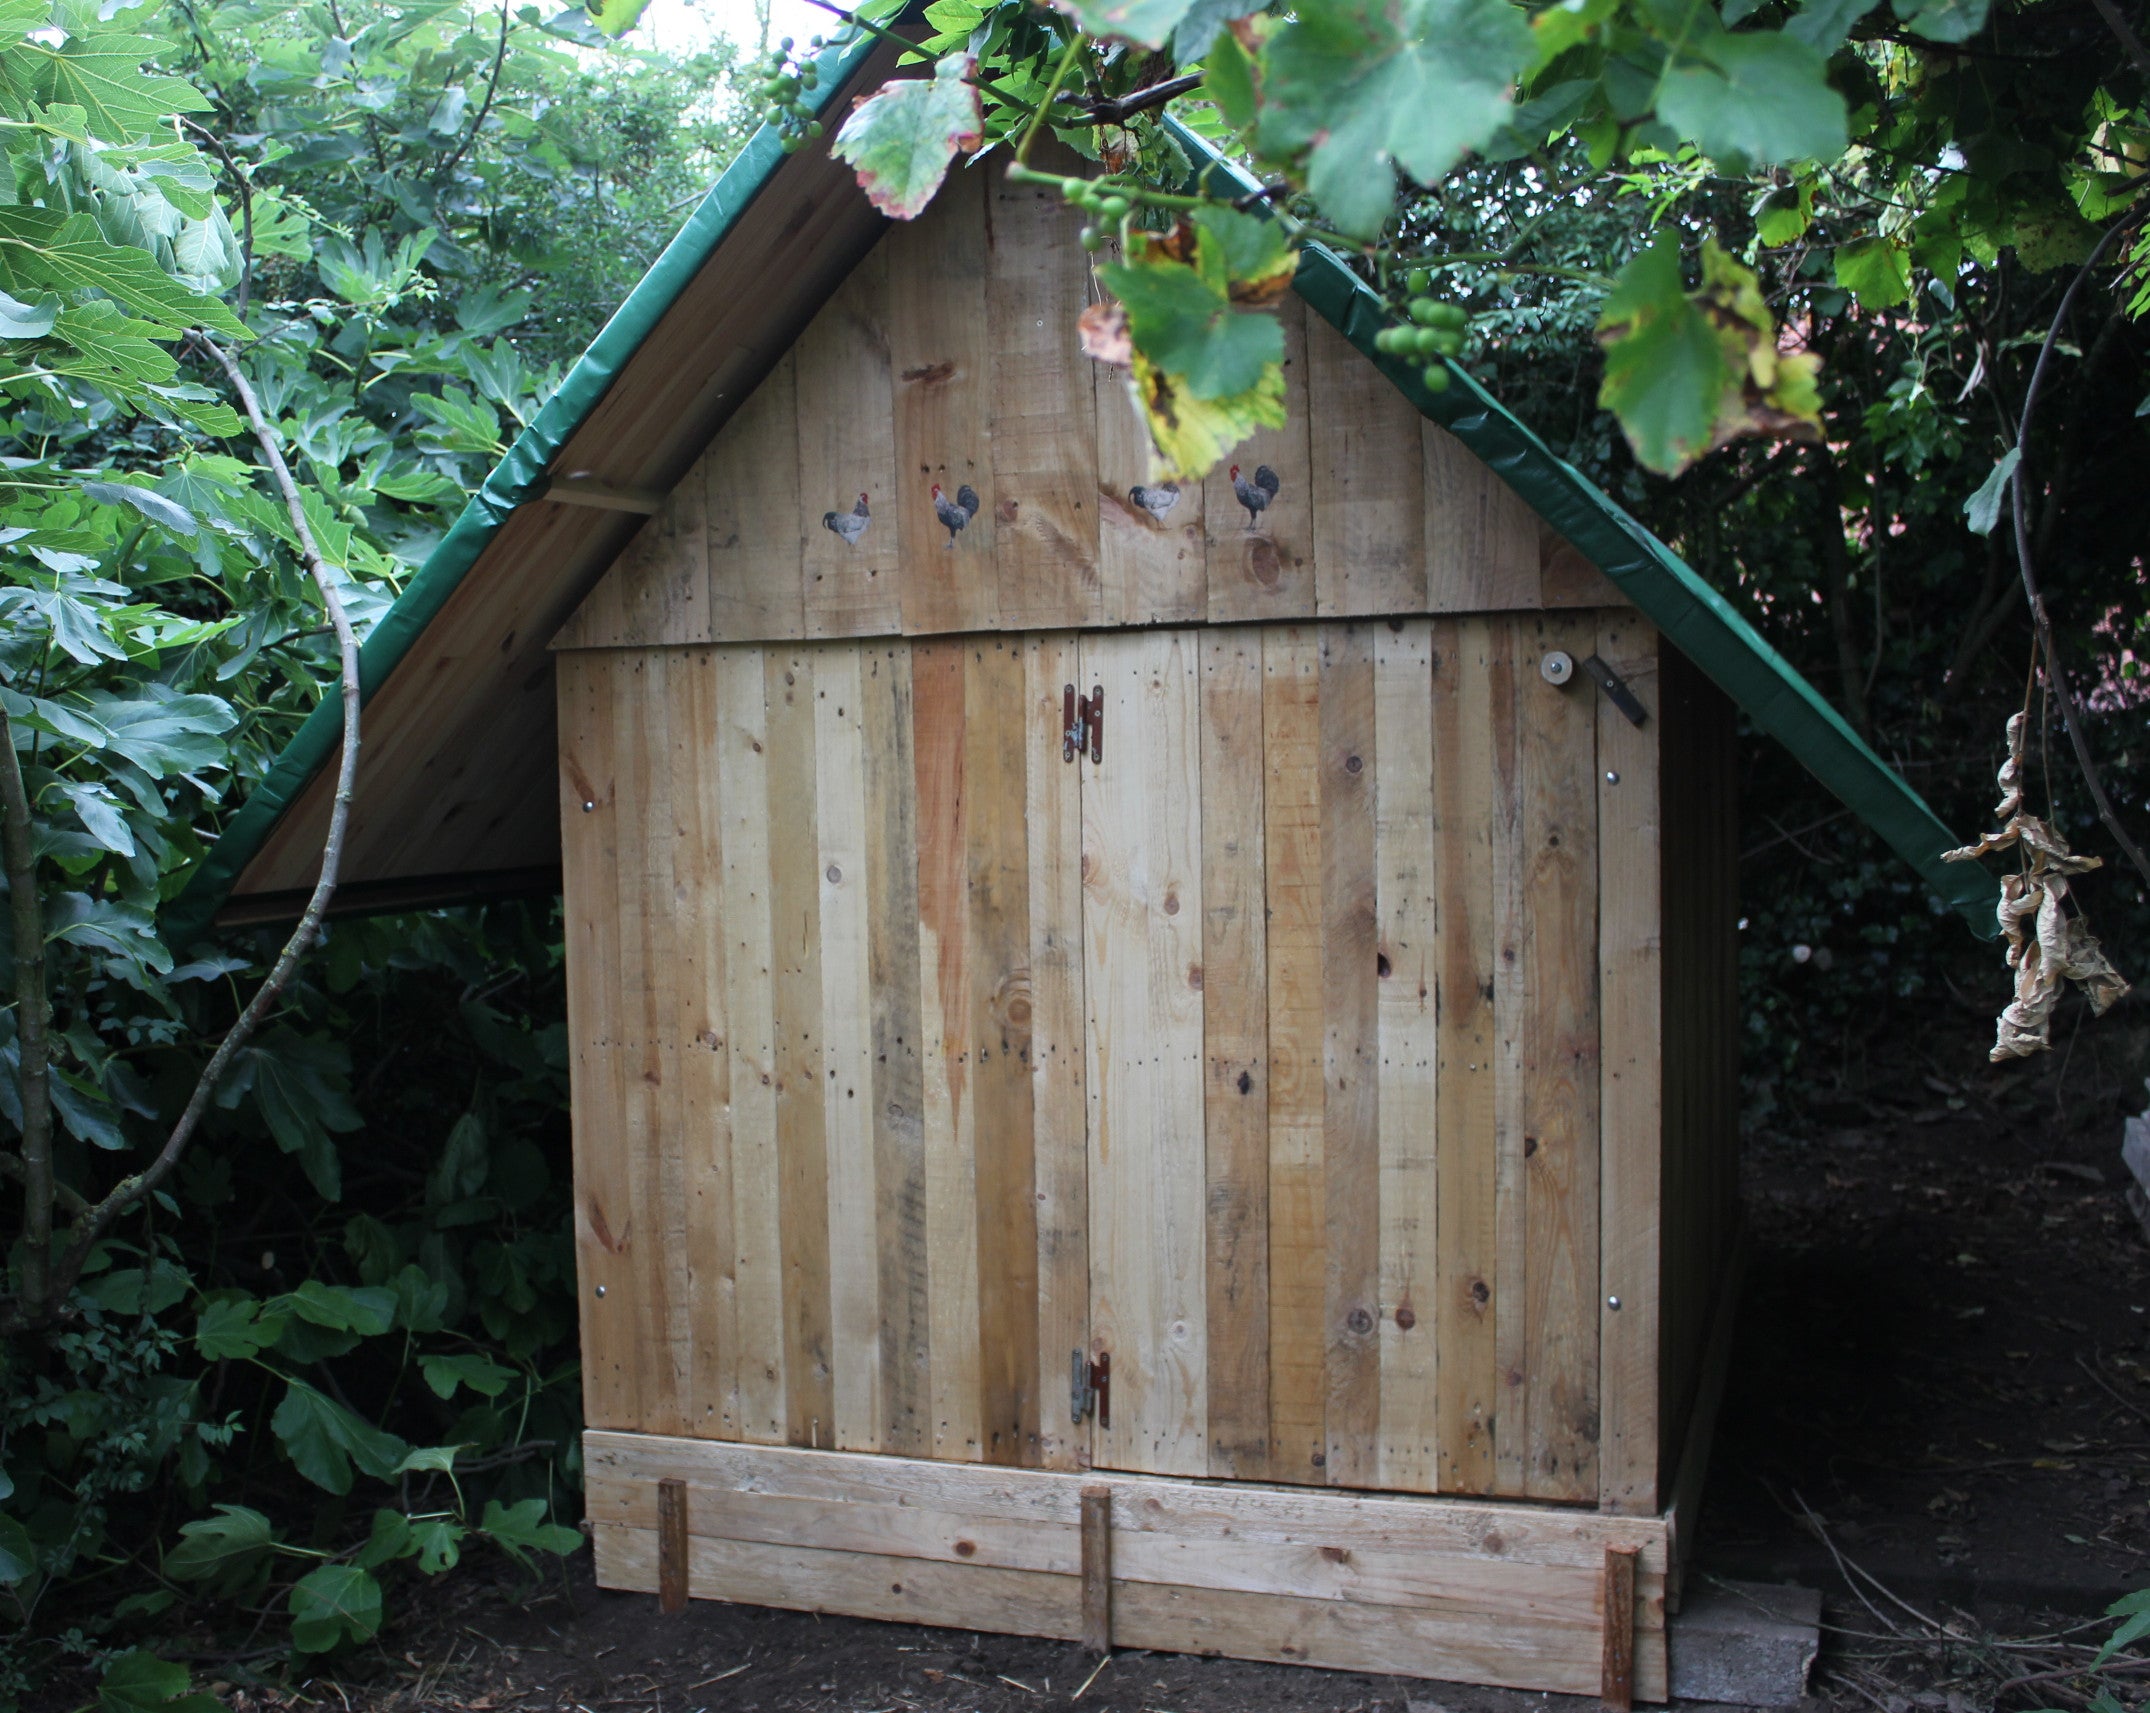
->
[[1580, 653, 1648, 728], [1070, 1348, 1111, 1427], [1063, 685, 1104, 764]]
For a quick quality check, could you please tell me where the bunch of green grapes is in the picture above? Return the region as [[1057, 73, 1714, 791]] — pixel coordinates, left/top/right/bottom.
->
[[1373, 268, 1468, 393], [755, 37, 826, 155], [1061, 179, 1137, 252]]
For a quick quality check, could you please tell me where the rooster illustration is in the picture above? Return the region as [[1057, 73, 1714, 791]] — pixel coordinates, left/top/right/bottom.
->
[[823, 492, 870, 547], [931, 482, 981, 547], [1230, 464, 1281, 530], [1129, 482, 1180, 523]]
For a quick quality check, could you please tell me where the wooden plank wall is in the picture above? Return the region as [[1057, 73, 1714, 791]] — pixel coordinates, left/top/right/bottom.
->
[[586, 1433, 1672, 1699], [553, 177, 1623, 654], [1653, 644, 1742, 1495], [562, 614, 1637, 1503]]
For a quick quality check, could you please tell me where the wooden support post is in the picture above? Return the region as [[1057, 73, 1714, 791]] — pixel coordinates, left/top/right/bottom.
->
[[1601, 1544, 1638, 1710], [657, 1477, 689, 1616], [1080, 1483, 1112, 1655]]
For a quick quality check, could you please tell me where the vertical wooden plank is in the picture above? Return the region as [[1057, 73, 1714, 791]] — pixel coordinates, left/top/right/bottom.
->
[[716, 646, 785, 1444], [1309, 317, 1426, 617], [706, 355, 805, 641], [965, 637, 1042, 1465], [554, 468, 712, 649], [1206, 295, 1314, 623], [1028, 634, 1091, 1471], [863, 643, 930, 1456], [1515, 613, 1601, 1501], [657, 1478, 689, 1615], [1433, 617, 1500, 1493], [768, 647, 834, 1449], [1320, 624, 1380, 1488], [1083, 628, 1207, 1478], [1096, 346, 1206, 625], [1080, 1484, 1113, 1653], [1425, 425, 1541, 613], [890, 168, 996, 634], [673, 647, 738, 1440], [1261, 626, 1326, 1482], [817, 646, 881, 1451], [1374, 621, 1439, 1492], [799, 251, 902, 638], [1201, 631, 1270, 1480], [1602, 1544, 1640, 1710], [989, 162, 1100, 629], [560, 652, 634, 1430], [1597, 615, 1662, 1516], [913, 639, 983, 1460]]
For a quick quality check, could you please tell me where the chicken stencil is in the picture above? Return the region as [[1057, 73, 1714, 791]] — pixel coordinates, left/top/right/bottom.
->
[[1230, 464, 1281, 529], [931, 482, 981, 546], [823, 492, 870, 547], [1129, 482, 1180, 523]]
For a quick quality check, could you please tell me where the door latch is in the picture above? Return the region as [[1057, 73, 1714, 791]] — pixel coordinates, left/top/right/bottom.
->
[[1070, 1348, 1110, 1427], [1580, 653, 1648, 728], [1062, 685, 1104, 764]]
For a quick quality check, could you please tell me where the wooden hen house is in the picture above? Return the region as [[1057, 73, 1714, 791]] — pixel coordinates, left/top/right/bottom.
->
[[173, 32, 1997, 1703]]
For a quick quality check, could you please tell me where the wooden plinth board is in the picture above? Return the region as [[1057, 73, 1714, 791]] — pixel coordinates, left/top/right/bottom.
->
[[587, 1432, 1673, 1699]]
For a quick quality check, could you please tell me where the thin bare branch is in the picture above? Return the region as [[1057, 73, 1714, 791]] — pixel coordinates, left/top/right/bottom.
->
[[2089, 0, 2150, 80], [436, 0, 512, 188]]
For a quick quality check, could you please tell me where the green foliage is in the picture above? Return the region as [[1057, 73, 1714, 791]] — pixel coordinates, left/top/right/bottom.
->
[[834, 53, 985, 219]]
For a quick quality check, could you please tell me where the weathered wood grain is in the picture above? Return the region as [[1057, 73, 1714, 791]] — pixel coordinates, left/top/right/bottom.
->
[[1425, 423, 1538, 613], [1311, 322, 1427, 615], [1207, 295, 1315, 622], [707, 356, 805, 640], [798, 250, 901, 638]]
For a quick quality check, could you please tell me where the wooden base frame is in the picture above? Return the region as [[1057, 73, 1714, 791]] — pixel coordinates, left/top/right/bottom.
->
[[587, 1432, 1674, 1699]]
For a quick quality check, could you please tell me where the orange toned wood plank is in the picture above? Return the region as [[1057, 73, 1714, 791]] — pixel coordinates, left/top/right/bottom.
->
[[1513, 613, 1601, 1501], [560, 652, 634, 1429], [988, 164, 1100, 629], [671, 647, 738, 1439], [1319, 623, 1379, 1487], [1596, 615, 1662, 1515], [964, 637, 1042, 1465], [912, 639, 983, 1461], [657, 1478, 689, 1615], [798, 250, 901, 638], [706, 355, 805, 640], [1433, 617, 1500, 1492], [815, 645, 881, 1450], [1425, 424, 1540, 613], [1081, 1483, 1113, 1653], [1309, 318, 1426, 616], [1207, 295, 1314, 622], [554, 468, 712, 649], [1096, 330, 1205, 624], [767, 648, 834, 1448], [1026, 634, 1090, 1471], [715, 646, 786, 1443], [890, 168, 996, 633], [1083, 628, 1208, 1478], [1201, 631, 1270, 1479], [1261, 626, 1326, 1483], [1373, 621, 1439, 1492], [862, 642, 930, 1456]]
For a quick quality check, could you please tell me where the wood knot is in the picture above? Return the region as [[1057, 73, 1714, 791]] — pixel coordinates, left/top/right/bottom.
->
[[1346, 1306, 1374, 1336], [1376, 951, 1392, 978], [1236, 1070, 1253, 1096], [953, 1539, 976, 1558], [1162, 891, 1180, 916], [1393, 1303, 1416, 1331], [1469, 1278, 1490, 1308], [1319, 1545, 1351, 1564]]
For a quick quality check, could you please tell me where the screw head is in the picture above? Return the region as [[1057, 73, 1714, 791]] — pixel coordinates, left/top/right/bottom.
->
[[594, 1284, 607, 1297], [1540, 650, 1575, 686], [1605, 770, 1620, 784], [582, 800, 595, 812], [1606, 1294, 1622, 1310]]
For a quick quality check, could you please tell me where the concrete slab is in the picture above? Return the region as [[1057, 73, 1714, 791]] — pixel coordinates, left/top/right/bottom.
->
[[1668, 1578, 1823, 1707]]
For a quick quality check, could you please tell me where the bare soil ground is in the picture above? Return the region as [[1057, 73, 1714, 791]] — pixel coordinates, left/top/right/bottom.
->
[[215, 1011, 2150, 1713]]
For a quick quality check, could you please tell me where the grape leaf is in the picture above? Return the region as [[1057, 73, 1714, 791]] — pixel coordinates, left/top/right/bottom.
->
[[1893, 0, 1989, 42], [1052, 0, 1199, 49], [1656, 30, 1847, 168], [1122, 346, 1286, 481], [1100, 256, 1283, 401], [1258, 0, 1531, 239], [834, 55, 984, 221], [584, 0, 652, 36], [287, 1563, 383, 1653], [1834, 233, 1912, 308]]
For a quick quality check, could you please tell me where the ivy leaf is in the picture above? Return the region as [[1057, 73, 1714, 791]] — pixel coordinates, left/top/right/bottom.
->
[[1257, 0, 1531, 239], [1963, 447, 2020, 536], [480, 1498, 585, 1569], [164, 1504, 274, 1587], [1100, 256, 1283, 400], [1893, 0, 1989, 42], [833, 56, 984, 221], [1053, 0, 1198, 48], [1834, 234, 1912, 308], [1657, 30, 1847, 168], [287, 1563, 384, 1653], [96, 1650, 223, 1713]]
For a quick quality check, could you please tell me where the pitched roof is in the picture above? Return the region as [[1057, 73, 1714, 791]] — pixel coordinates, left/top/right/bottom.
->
[[167, 47, 1998, 943]]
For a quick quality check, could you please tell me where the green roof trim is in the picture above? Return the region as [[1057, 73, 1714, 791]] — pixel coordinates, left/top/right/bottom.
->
[[163, 28, 886, 948], [167, 80, 1996, 945], [1174, 126, 1997, 938]]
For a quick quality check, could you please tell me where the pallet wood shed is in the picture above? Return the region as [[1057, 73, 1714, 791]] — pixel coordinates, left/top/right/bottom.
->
[[172, 30, 1999, 1702]]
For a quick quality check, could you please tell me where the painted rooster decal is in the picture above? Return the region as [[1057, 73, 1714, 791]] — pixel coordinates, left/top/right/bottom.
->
[[931, 482, 981, 547], [1129, 482, 1180, 523], [1230, 464, 1281, 530], [823, 492, 870, 547]]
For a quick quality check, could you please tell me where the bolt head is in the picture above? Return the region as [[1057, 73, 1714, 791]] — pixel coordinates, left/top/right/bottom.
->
[[1605, 770, 1619, 784], [594, 1284, 607, 1298], [1606, 1294, 1621, 1310]]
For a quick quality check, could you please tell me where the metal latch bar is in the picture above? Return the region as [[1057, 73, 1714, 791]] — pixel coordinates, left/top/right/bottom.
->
[[1580, 653, 1648, 728]]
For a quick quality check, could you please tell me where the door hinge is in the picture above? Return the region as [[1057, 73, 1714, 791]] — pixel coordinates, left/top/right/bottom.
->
[[1063, 685, 1103, 764], [1070, 1348, 1110, 1427]]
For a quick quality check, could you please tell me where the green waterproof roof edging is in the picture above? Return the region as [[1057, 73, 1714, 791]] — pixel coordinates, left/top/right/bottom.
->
[[161, 27, 889, 949], [1170, 123, 1999, 939]]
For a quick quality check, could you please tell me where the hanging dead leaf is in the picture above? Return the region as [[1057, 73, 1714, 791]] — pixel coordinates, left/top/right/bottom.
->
[[1078, 300, 1132, 367]]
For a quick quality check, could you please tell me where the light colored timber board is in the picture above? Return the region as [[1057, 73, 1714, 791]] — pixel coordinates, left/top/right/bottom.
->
[[1310, 318, 1427, 615], [1425, 422, 1539, 614], [708, 357, 806, 641], [582, 1434, 1671, 1573], [798, 248, 901, 638], [1096, 346, 1206, 625], [553, 470, 709, 649], [1207, 294, 1314, 622]]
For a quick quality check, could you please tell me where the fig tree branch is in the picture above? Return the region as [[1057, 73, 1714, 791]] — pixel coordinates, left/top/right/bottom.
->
[[0, 703, 53, 1309]]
